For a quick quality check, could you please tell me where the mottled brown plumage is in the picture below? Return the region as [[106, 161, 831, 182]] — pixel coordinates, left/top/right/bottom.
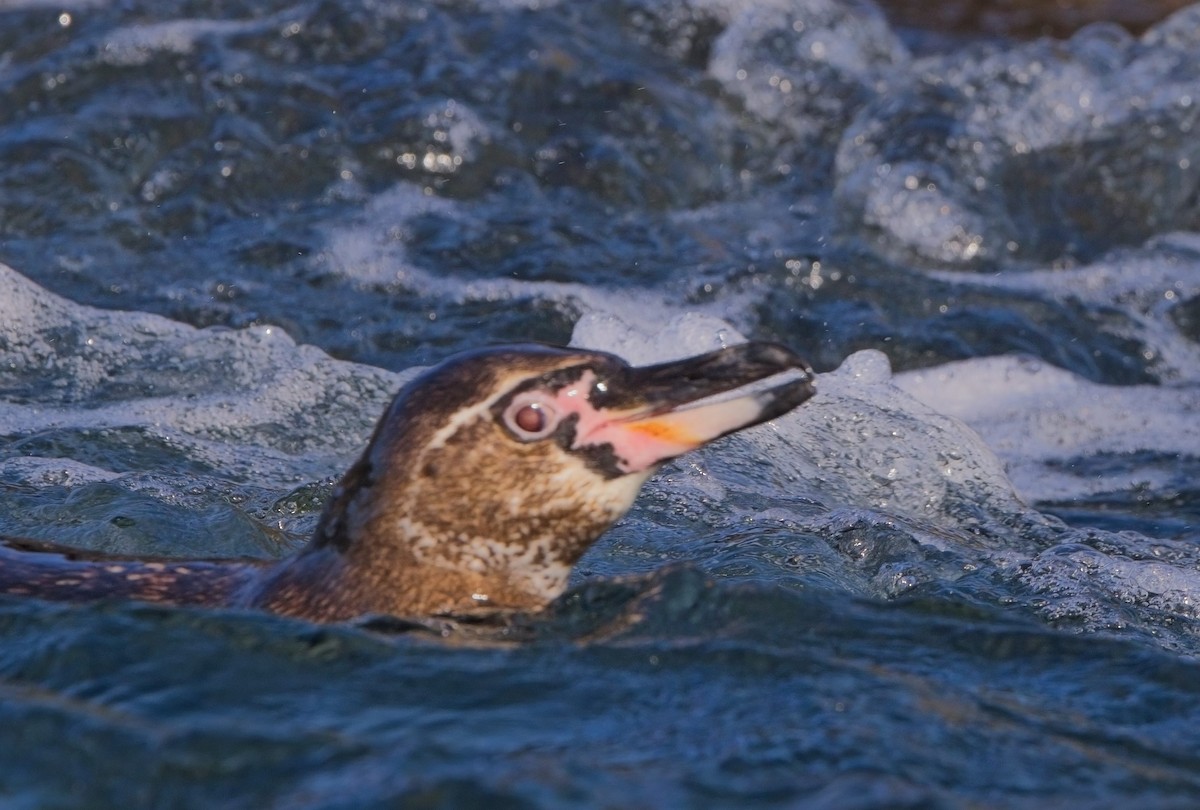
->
[[0, 342, 815, 623]]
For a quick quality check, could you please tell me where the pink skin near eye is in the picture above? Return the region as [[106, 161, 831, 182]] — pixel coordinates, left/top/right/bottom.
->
[[547, 371, 705, 474]]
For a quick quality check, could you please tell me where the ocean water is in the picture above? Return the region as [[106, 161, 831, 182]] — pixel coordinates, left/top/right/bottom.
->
[[1, 0, 1199, 806]]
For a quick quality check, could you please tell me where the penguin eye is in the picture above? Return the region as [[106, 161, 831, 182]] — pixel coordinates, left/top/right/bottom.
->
[[515, 404, 546, 433], [501, 393, 560, 441]]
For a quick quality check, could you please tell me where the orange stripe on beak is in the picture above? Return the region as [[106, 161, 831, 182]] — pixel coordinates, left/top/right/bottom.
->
[[588, 391, 786, 473]]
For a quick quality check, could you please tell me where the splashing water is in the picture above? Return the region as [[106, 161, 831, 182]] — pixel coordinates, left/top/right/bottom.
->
[[1, 0, 1199, 805]]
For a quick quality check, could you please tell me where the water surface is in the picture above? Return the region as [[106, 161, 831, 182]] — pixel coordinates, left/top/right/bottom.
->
[[1, 0, 1199, 806]]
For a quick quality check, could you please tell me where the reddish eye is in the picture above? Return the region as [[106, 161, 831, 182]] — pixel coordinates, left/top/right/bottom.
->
[[502, 393, 559, 440], [514, 403, 546, 433]]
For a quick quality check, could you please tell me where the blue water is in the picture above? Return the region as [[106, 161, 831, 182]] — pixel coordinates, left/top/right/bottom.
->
[[2, 0, 1199, 806]]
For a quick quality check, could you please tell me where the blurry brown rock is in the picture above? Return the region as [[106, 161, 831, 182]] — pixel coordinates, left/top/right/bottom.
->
[[873, 0, 1195, 38]]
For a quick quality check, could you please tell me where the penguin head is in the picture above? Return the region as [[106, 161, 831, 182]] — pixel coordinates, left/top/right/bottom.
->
[[315, 342, 815, 610]]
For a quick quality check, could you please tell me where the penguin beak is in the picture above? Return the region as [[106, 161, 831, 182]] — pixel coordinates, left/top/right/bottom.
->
[[578, 342, 816, 474]]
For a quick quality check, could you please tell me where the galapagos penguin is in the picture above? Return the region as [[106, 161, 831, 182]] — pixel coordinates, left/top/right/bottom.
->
[[0, 342, 815, 622]]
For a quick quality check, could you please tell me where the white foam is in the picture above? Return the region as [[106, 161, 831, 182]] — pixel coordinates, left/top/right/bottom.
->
[[317, 183, 774, 333], [0, 262, 399, 486], [896, 355, 1199, 503], [572, 311, 747, 364], [0, 457, 120, 488], [891, 239, 1200, 506], [99, 18, 271, 66], [831, 9, 1200, 268], [928, 244, 1200, 382], [707, 0, 907, 129]]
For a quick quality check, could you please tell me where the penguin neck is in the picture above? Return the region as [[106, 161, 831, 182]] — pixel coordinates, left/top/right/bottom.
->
[[287, 465, 577, 614], [344, 508, 578, 612]]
